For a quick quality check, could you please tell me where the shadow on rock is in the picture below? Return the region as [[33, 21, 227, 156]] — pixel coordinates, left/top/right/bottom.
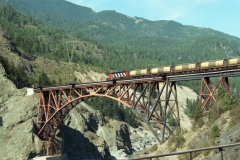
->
[[62, 125, 114, 160]]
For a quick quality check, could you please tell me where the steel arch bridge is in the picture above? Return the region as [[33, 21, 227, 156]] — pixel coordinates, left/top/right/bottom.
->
[[35, 77, 179, 144], [34, 68, 240, 144]]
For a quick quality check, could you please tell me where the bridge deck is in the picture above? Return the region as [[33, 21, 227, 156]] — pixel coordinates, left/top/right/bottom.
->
[[169, 68, 240, 81], [34, 68, 240, 91]]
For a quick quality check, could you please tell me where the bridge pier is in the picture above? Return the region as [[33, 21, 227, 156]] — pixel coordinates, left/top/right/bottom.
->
[[200, 76, 230, 110], [162, 81, 180, 142], [130, 80, 180, 144]]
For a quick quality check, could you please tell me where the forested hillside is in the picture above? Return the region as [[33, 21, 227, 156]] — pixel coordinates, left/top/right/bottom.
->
[[1, 0, 239, 67], [1, 2, 240, 96], [1, 0, 240, 43]]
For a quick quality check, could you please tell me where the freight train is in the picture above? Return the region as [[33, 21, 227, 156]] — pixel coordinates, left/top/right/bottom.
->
[[107, 57, 240, 80]]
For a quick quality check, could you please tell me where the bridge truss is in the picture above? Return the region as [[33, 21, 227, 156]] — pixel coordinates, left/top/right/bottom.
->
[[35, 68, 240, 144], [35, 77, 180, 144], [168, 68, 240, 111], [200, 76, 230, 110]]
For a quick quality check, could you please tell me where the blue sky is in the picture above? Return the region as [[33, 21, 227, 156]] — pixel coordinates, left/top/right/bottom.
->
[[67, 0, 240, 38]]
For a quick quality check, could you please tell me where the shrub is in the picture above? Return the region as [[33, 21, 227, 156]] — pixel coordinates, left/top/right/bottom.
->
[[207, 101, 224, 124], [210, 124, 220, 138], [168, 112, 178, 127], [167, 129, 186, 150], [229, 103, 240, 128], [174, 133, 186, 148], [149, 144, 158, 152]]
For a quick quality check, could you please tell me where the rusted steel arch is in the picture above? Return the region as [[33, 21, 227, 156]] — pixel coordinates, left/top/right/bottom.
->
[[36, 83, 135, 140], [200, 76, 230, 111], [36, 80, 180, 144]]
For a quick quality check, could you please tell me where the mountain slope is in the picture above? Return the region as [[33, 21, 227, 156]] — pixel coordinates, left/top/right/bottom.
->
[[1, 2, 240, 96], [1, 0, 240, 44], [0, 0, 94, 20]]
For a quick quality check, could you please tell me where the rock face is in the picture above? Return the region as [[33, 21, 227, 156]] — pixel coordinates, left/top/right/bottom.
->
[[129, 126, 158, 152], [205, 123, 240, 160], [21, 58, 34, 74], [96, 120, 133, 159], [0, 64, 45, 159], [116, 123, 132, 154], [61, 105, 112, 159], [61, 104, 133, 159]]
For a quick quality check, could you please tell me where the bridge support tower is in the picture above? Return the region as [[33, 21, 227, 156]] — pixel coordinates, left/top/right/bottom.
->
[[200, 76, 230, 110]]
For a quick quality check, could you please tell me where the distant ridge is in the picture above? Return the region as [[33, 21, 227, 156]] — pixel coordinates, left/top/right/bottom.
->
[[1, 0, 239, 43]]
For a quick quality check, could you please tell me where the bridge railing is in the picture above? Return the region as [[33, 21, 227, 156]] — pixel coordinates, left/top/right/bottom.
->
[[126, 142, 240, 160]]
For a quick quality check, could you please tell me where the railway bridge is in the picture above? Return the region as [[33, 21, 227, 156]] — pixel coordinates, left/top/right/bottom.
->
[[34, 68, 240, 144]]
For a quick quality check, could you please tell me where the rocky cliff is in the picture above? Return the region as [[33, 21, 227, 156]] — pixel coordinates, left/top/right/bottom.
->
[[0, 64, 43, 159], [61, 103, 134, 159], [0, 65, 132, 159]]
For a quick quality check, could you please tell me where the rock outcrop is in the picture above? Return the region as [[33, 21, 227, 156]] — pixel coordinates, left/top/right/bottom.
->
[[129, 126, 158, 152], [61, 104, 134, 159], [96, 120, 133, 159], [205, 123, 240, 160], [61, 105, 112, 159], [0, 63, 45, 159]]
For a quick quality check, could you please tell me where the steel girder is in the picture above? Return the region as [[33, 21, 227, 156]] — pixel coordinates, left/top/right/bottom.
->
[[200, 76, 230, 110], [36, 80, 180, 144]]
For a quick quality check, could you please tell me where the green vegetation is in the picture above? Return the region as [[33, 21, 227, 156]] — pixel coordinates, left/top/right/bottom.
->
[[0, 5, 73, 61], [3, 0, 240, 43], [183, 87, 240, 157], [0, 55, 28, 87], [167, 111, 178, 127], [0, 5, 107, 86], [207, 88, 238, 124], [200, 124, 221, 156], [1, 4, 240, 92], [167, 129, 186, 151], [210, 125, 221, 138], [185, 98, 204, 128], [185, 87, 239, 127], [149, 144, 158, 152], [37, 72, 52, 87], [1, 3, 240, 72], [229, 104, 240, 128]]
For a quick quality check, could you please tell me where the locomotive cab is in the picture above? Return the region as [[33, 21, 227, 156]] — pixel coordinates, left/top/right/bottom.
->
[[106, 70, 129, 80]]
